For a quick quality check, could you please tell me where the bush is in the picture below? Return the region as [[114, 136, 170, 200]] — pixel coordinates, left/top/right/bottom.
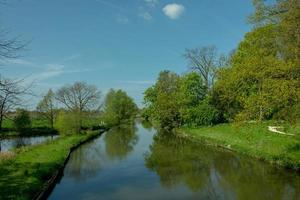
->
[[54, 111, 81, 135], [186, 99, 220, 126], [14, 109, 32, 132]]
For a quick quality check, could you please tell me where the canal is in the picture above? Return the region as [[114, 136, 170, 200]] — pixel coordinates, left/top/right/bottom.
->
[[48, 122, 300, 200]]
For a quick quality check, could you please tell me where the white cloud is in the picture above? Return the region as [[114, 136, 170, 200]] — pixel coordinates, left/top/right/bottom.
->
[[162, 3, 185, 19], [139, 11, 152, 21]]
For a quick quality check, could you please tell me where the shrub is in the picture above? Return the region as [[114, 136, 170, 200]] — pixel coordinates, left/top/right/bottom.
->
[[186, 99, 220, 126], [14, 109, 32, 132], [54, 111, 81, 135]]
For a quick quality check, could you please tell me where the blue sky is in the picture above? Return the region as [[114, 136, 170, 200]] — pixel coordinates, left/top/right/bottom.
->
[[0, 0, 253, 107]]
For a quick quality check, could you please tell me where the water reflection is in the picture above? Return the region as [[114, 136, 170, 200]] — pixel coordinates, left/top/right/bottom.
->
[[0, 135, 58, 152], [145, 131, 300, 199], [64, 142, 104, 181], [49, 123, 300, 200], [104, 124, 138, 160]]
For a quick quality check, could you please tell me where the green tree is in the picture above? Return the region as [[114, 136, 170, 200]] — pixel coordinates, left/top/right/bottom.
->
[[143, 70, 181, 130], [36, 89, 56, 128], [178, 72, 207, 125], [102, 89, 138, 126], [54, 110, 81, 135], [213, 23, 300, 121], [14, 109, 31, 132]]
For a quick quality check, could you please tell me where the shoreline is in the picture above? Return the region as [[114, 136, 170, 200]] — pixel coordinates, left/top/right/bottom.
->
[[34, 128, 108, 200], [0, 128, 109, 200], [179, 123, 300, 172]]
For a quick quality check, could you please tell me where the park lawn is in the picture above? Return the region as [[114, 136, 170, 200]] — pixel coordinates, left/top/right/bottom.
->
[[0, 131, 101, 200], [181, 122, 300, 171]]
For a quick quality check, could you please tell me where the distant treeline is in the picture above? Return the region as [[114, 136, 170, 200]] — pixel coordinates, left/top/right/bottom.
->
[[0, 81, 138, 135]]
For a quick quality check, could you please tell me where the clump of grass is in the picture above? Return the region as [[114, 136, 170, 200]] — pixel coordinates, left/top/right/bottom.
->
[[0, 152, 15, 161]]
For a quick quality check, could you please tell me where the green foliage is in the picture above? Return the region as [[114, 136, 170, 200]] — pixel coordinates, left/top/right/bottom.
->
[[36, 89, 56, 128], [54, 111, 81, 135], [213, 22, 300, 122], [102, 89, 138, 126], [13, 109, 32, 132], [143, 71, 219, 129], [185, 98, 220, 127], [143, 70, 181, 130]]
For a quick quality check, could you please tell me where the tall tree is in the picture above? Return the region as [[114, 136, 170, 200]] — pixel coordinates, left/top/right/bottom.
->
[[56, 81, 101, 112], [56, 81, 101, 128], [184, 46, 227, 88], [144, 70, 181, 130], [36, 89, 56, 128], [102, 89, 138, 126]]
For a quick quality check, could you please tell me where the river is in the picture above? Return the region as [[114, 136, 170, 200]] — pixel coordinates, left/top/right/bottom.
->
[[48, 122, 300, 200]]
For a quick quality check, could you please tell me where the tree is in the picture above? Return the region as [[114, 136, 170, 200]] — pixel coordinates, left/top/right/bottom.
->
[[36, 89, 56, 128], [184, 46, 227, 88], [56, 81, 101, 128], [178, 72, 208, 125], [102, 89, 138, 126], [213, 24, 300, 121], [249, 0, 300, 65], [54, 110, 81, 135], [14, 109, 31, 132], [143, 70, 181, 130], [0, 77, 31, 130]]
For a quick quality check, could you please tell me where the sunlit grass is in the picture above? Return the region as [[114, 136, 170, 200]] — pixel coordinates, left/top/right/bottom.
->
[[182, 122, 300, 170], [0, 131, 100, 200]]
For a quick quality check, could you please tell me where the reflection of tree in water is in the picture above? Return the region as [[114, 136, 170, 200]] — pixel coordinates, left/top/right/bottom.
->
[[145, 131, 212, 192], [13, 138, 27, 148], [212, 152, 300, 200], [145, 131, 300, 199], [104, 124, 138, 160], [65, 141, 105, 181], [140, 120, 153, 132]]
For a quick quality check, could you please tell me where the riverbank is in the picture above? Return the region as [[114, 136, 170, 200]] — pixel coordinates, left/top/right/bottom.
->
[[0, 130, 106, 200], [180, 122, 300, 171]]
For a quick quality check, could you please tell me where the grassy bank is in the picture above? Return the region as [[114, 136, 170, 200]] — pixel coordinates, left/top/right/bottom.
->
[[181, 122, 300, 171], [0, 131, 102, 200]]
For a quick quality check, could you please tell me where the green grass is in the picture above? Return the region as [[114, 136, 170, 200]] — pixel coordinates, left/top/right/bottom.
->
[[0, 131, 101, 200], [181, 122, 300, 170]]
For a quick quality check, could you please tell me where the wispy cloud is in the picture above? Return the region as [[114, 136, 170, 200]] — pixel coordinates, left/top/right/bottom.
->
[[163, 3, 185, 20], [95, 0, 126, 12], [1, 58, 39, 68], [63, 53, 82, 62], [144, 0, 159, 8], [116, 15, 130, 24], [139, 11, 152, 21], [23, 63, 93, 85]]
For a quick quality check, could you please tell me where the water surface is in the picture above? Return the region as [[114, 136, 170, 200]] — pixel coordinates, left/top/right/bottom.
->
[[0, 135, 58, 152], [49, 123, 300, 200]]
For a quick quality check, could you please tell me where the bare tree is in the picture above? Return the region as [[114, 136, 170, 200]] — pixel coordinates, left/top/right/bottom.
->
[[184, 46, 218, 88], [0, 77, 32, 130], [184, 46, 230, 88], [56, 81, 101, 128], [0, 31, 27, 60]]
